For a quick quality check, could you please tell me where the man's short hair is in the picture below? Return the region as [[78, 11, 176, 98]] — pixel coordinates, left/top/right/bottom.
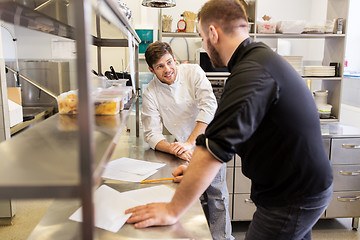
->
[[198, 0, 248, 34], [145, 41, 175, 69]]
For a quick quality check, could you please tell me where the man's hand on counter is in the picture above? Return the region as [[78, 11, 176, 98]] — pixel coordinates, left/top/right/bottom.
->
[[172, 164, 188, 183], [178, 150, 193, 161], [169, 142, 193, 156], [125, 202, 179, 228]]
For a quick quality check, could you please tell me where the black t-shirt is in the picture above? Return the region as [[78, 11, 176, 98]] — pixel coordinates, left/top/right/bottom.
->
[[196, 38, 333, 206]]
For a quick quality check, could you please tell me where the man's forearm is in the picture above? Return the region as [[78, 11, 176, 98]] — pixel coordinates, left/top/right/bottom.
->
[[186, 121, 208, 145], [169, 145, 223, 217], [155, 139, 172, 154]]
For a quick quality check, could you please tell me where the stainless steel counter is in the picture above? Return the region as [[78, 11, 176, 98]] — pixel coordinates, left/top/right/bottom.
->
[[321, 122, 360, 138], [27, 132, 212, 240], [0, 102, 134, 199]]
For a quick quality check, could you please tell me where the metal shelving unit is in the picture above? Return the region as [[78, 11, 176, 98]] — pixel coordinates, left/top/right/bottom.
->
[[0, 0, 140, 239]]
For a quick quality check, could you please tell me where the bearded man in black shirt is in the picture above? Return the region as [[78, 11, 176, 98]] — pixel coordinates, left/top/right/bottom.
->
[[126, 1, 333, 239]]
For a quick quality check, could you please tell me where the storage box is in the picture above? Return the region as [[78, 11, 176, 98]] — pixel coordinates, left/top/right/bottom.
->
[[257, 21, 277, 33], [94, 96, 122, 115], [57, 90, 78, 115], [7, 87, 22, 105], [276, 20, 305, 34]]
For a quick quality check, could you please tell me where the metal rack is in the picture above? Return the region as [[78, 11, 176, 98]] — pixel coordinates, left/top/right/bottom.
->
[[0, 0, 140, 239]]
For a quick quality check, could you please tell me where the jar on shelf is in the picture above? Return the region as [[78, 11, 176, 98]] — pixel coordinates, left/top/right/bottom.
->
[[177, 14, 186, 32]]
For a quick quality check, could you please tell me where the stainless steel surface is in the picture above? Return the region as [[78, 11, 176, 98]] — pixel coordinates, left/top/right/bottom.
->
[[0, 104, 134, 199], [10, 106, 53, 135], [326, 191, 360, 218], [321, 123, 360, 138], [74, 0, 95, 238], [233, 194, 256, 221], [0, 1, 75, 39], [6, 65, 59, 101], [27, 132, 212, 240], [331, 138, 360, 164], [234, 167, 251, 194], [98, 0, 140, 44], [1, 1, 141, 239], [323, 138, 331, 157], [333, 165, 360, 191]]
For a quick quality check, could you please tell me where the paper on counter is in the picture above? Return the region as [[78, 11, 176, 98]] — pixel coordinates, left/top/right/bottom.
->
[[69, 185, 141, 232], [69, 185, 175, 233], [120, 185, 175, 205], [102, 157, 166, 182]]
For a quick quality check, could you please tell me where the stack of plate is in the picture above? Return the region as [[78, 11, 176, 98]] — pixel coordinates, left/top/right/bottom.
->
[[283, 56, 303, 75], [303, 66, 335, 77]]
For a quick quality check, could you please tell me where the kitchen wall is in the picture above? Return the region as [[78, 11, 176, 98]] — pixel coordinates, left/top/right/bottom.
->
[[344, 0, 360, 73]]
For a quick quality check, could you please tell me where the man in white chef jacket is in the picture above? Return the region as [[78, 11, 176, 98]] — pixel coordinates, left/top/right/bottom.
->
[[141, 41, 233, 240]]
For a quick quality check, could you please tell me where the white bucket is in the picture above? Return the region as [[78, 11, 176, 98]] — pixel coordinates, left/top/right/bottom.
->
[[313, 90, 328, 106]]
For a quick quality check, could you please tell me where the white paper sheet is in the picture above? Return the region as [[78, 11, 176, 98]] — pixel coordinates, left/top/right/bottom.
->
[[102, 157, 165, 182], [120, 185, 175, 205], [69, 185, 141, 233], [69, 185, 175, 233]]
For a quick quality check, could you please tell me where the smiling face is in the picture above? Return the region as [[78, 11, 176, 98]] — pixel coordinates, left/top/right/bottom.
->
[[149, 53, 177, 85]]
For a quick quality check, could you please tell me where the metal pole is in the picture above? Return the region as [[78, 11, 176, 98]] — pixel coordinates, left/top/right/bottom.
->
[[74, 0, 95, 239]]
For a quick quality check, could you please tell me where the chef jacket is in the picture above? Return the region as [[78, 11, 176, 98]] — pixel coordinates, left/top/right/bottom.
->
[[197, 38, 333, 207], [142, 64, 217, 149]]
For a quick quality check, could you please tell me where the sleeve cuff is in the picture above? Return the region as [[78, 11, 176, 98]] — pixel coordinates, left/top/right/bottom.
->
[[148, 135, 166, 150], [196, 134, 234, 163], [196, 110, 215, 125]]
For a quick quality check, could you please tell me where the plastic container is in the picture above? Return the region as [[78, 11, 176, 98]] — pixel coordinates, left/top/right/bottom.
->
[[257, 21, 277, 33], [57, 90, 78, 115], [94, 96, 122, 115], [106, 79, 128, 87], [313, 90, 328, 106], [317, 104, 332, 119], [108, 86, 132, 103], [276, 20, 305, 34]]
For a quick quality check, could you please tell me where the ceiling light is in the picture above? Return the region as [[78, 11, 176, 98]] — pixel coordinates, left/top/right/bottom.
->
[[141, 0, 176, 8]]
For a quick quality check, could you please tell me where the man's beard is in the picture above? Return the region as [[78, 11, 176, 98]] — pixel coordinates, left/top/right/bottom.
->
[[207, 39, 225, 68]]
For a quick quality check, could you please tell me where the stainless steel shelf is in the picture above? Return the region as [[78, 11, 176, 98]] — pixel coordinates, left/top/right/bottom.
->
[[0, 1, 140, 44], [97, 0, 140, 44], [0, 1, 75, 40], [0, 98, 136, 199], [161, 32, 200, 38]]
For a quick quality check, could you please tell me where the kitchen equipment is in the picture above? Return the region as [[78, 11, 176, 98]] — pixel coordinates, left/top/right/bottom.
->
[[195, 48, 229, 76], [6, 60, 70, 109]]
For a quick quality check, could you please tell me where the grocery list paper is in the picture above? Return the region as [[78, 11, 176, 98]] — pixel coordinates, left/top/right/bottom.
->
[[69, 185, 175, 233], [102, 157, 166, 182]]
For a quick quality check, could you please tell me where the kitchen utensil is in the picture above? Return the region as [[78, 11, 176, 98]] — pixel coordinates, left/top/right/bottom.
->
[[110, 66, 119, 80]]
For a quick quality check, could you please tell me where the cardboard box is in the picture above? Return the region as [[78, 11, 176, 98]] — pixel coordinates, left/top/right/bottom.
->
[[7, 87, 22, 105], [8, 99, 23, 127]]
